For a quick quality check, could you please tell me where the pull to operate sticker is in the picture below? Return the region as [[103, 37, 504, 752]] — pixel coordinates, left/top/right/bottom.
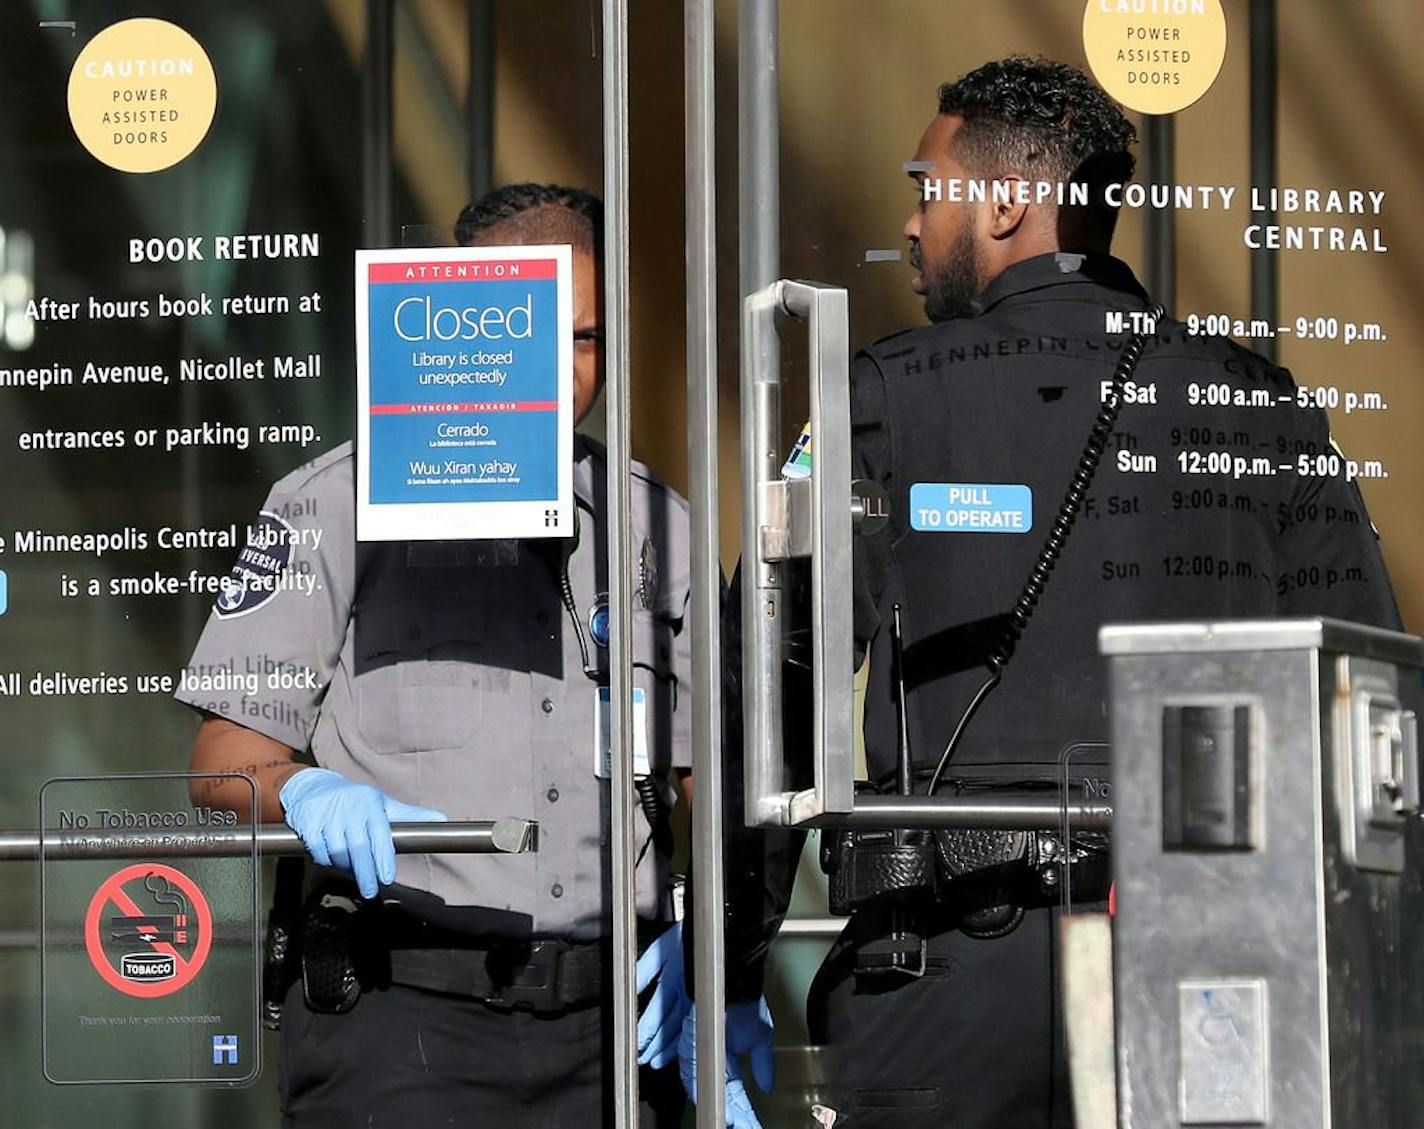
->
[[910, 483, 1033, 534]]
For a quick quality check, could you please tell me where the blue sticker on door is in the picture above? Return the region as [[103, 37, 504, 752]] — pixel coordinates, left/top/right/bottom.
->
[[909, 483, 1033, 534]]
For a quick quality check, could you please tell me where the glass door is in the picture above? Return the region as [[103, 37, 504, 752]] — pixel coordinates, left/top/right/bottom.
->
[[728, 1, 1424, 1126]]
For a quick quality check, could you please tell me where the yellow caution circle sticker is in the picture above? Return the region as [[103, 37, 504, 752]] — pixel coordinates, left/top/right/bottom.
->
[[1083, 0, 1227, 115], [67, 18, 217, 174]]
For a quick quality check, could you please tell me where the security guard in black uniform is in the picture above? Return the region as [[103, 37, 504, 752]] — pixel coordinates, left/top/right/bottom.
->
[[805, 58, 1401, 1128]]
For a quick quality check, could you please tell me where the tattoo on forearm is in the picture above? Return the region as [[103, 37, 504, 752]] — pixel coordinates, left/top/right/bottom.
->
[[192, 757, 298, 808]]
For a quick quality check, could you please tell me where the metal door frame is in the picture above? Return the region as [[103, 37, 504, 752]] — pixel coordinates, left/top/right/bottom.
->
[[685, 0, 729, 1121]]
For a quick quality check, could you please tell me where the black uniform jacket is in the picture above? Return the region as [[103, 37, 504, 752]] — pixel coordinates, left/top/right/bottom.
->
[[851, 252, 1401, 788]]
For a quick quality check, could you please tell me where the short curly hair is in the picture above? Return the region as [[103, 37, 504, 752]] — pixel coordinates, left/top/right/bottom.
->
[[938, 57, 1137, 241], [453, 183, 603, 257]]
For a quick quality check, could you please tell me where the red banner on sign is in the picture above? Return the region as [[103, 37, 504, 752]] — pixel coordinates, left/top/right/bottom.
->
[[368, 400, 557, 415], [367, 258, 558, 283]]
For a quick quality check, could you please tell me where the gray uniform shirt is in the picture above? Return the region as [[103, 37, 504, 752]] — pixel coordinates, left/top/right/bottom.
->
[[176, 437, 692, 940]]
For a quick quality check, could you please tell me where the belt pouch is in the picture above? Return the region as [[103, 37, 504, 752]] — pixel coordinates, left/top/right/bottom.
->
[[823, 827, 937, 916], [261, 855, 304, 1030], [932, 828, 1034, 884], [300, 889, 364, 1014]]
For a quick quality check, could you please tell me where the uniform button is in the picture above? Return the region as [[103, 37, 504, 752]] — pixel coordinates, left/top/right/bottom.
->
[[551, 883, 564, 899], [541, 698, 555, 714], [547, 787, 560, 803]]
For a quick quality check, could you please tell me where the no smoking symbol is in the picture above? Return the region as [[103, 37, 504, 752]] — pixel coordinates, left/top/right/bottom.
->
[[84, 863, 213, 999]]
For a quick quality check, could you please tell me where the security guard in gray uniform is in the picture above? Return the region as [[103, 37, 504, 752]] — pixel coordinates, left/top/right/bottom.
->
[[176, 185, 691, 1127], [805, 59, 1401, 1128]]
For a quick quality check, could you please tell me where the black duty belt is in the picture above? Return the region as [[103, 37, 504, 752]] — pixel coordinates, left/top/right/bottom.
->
[[289, 883, 670, 1018], [388, 938, 605, 1013]]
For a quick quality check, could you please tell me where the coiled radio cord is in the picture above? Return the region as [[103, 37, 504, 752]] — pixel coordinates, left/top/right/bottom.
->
[[541, 505, 669, 858]]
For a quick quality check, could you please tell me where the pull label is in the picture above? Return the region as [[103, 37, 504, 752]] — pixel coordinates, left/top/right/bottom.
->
[[909, 483, 1033, 534]]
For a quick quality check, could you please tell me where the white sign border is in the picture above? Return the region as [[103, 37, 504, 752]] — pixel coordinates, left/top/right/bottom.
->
[[354, 243, 574, 542]]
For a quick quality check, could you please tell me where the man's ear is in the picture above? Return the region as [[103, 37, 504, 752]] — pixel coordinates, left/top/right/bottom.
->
[[987, 176, 1030, 241]]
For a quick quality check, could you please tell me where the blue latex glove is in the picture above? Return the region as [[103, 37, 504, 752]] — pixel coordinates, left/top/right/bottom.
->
[[636, 922, 691, 1069], [678, 997, 775, 1129], [279, 767, 447, 898]]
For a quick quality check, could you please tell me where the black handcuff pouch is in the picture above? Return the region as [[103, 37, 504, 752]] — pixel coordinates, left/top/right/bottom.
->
[[822, 826, 936, 917], [298, 884, 370, 1014], [262, 872, 371, 1026]]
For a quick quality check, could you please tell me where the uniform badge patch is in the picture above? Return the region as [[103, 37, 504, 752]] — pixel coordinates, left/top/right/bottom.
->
[[637, 537, 659, 610], [214, 510, 298, 619]]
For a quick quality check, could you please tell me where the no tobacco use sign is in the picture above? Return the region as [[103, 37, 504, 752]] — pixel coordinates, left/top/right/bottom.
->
[[83, 863, 213, 998], [41, 775, 260, 1084]]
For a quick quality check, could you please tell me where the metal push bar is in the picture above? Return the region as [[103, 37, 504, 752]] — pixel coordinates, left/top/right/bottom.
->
[[805, 796, 1110, 831], [0, 819, 538, 861]]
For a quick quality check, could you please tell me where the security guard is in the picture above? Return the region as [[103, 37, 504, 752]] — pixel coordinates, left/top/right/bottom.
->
[[176, 185, 692, 1127], [806, 59, 1401, 1128]]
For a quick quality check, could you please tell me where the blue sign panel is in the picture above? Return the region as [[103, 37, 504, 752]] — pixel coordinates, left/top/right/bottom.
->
[[356, 246, 574, 542], [909, 483, 1033, 534]]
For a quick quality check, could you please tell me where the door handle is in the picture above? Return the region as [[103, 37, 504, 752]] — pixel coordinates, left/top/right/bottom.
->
[[741, 279, 854, 826]]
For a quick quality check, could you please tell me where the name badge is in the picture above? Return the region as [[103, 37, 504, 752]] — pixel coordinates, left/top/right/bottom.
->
[[594, 686, 651, 779]]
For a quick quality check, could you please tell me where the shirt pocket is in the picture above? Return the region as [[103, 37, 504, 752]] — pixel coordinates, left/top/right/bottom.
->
[[631, 607, 675, 681], [352, 598, 488, 755]]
